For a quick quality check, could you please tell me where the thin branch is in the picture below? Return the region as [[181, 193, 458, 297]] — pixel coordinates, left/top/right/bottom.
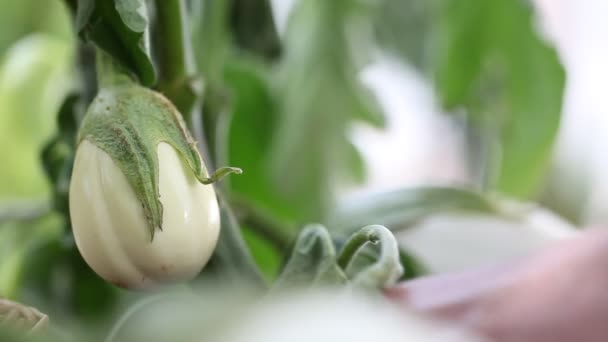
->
[[0, 202, 50, 225], [231, 197, 295, 252]]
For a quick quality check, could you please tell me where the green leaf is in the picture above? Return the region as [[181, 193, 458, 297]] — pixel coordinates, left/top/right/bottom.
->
[[269, 0, 384, 222], [0, 1, 72, 55], [0, 35, 73, 200], [432, 0, 488, 109], [223, 60, 298, 221], [203, 199, 266, 289], [273, 224, 347, 290], [229, 0, 281, 59], [399, 248, 428, 280], [329, 187, 502, 233], [76, 0, 156, 85], [345, 245, 428, 281], [241, 227, 282, 282], [372, 0, 432, 68], [432, 0, 565, 198], [191, 0, 231, 85], [19, 235, 120, 323], [0, 214, 63, 299], [337, 225, 403, 289]]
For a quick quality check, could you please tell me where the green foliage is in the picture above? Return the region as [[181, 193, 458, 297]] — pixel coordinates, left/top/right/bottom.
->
[[273, 225, 347, 290], [76, 0, 156, 86], [269, 0, 384, 223], [0, 35, 73, 199], [0, 0, 569, 339], [203, 202, 266, 288], [223, 60, 296, 221], [0, 0, 72, 56], [432, 0, 565, 197], [0, 214, 62, 298], [329, 187, 504, 233], [372, 0, 432, 68], [337, 225, 403, 288], [241, 226, 282, 281]]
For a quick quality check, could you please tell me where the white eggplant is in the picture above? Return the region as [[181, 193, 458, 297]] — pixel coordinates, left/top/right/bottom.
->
[[70, 140, 220, 289]]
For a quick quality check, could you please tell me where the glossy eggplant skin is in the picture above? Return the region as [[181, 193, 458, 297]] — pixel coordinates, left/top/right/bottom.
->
[[69, 141, 220, 289]]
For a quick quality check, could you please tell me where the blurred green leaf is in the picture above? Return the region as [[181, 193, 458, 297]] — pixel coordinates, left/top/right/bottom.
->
[[191, 0, 231, 85], [76, 0, 156, 85], [346, 244, 428, 281], [337, 225, 403, 288], [241, 227, 282, 282], [0, 1, 72, 56], [432, 0, 565, 198], [203, 199, 266, 289], [329, 187, 502, 233], [269, 0, 384, 223], [229, 0, 280, 59], [223, 60, 299, 220], [0, 35, 73, 199], [398, 248, 429, 279], [0, 214, 63, 299], [273, 224, 347, 290], [373, 0, 432, 68], [18, 236, 120, 325]]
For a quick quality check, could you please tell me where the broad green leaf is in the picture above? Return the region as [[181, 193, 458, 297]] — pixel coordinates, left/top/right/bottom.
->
[[329, 187, 502, 233], [432, 0, 488, 109], [273, 224, 347, 290], [76, 0, 156, 86], [223, 60, 299, 221], [0, 0, 72, 56], [269, 0, 384, 222], [491, 1, 565, 197], [432, 0, 565, 198], [0, 35, 73, 200]]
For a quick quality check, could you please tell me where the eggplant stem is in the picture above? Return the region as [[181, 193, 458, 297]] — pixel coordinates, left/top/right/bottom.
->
[[200, 167, 242, 184]]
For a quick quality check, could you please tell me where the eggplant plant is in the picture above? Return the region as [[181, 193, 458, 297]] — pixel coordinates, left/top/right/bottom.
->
[[0, 0, 566, 341]]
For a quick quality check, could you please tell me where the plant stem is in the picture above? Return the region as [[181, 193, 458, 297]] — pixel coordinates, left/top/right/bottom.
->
[[153, 0, 208, 165], [153, 0, 202, 119], [154, 0, 194, 86], [0, 202, 49, 225], [95, 48, 134, 88], [337, 227, 378, 270], [242, 212, 294, 253]]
